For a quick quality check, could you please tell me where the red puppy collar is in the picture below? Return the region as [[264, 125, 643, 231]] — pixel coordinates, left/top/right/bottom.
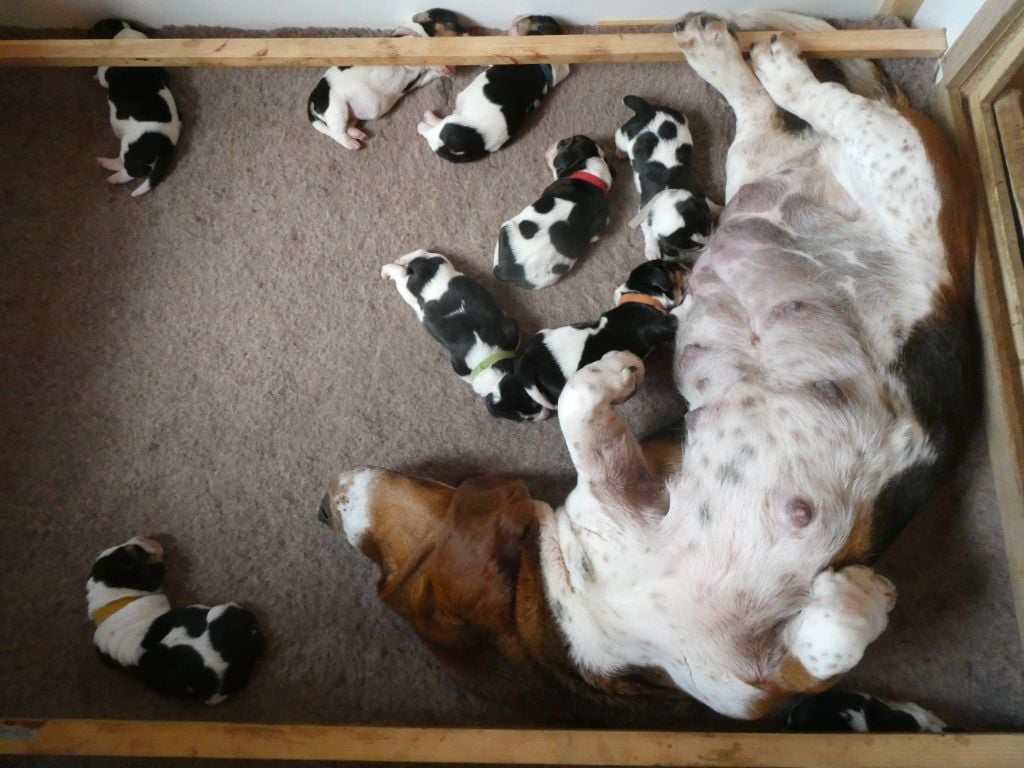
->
[[569, 171, 609, 195]]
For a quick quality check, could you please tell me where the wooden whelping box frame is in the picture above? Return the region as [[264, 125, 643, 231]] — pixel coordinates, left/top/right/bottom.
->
[[2, 8, 1023, 764]]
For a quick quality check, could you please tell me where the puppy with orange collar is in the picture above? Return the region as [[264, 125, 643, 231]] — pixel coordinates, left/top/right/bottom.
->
[[511, 260, 685, 412]]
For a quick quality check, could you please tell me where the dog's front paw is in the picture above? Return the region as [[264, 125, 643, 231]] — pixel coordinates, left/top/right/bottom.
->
[[673, 12, 737, 53], [786, 566, 897, 680], [562, 351, 646, 409], [381, 263, 406, 281], [750, 33, 816, 109]]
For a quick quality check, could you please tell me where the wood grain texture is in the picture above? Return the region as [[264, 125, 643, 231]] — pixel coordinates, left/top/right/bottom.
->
[[876, 0, 926, 22], [0, 29, 947, 67], [994, 91, 1024, 223], [1, 719, 1023, 765]]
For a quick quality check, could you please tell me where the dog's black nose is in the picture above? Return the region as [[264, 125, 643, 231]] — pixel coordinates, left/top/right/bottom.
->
[[317, 496, 332, 526]]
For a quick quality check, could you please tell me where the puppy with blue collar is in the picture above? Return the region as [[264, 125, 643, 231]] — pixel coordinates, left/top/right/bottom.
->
[[382, 250, 551, 421], [494, 135, 613, 290], [90, 20, 181, 197], [418, 15, 570, 162], [87, 536, 264, 704]]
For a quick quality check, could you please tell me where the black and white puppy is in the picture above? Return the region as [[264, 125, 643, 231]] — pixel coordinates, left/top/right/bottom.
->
[[494, 136, 612, 290], [615, 95, 713, 262], [613, 259, 688, 311], [91, 20, 181, 197], [418, 15, 570, 162], [786, 691, 948, 733], [513, 300, 678, 413], [87, 536, 265, 704], [308, 9, 466, 151], [382, 250, 551, 421]]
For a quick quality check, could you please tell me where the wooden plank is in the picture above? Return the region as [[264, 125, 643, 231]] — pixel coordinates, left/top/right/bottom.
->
[[963, 86, 1024, 652], [944, 0, 1023, 90], [995, 91, 1024, 225], [972, 16, 1024, 103], [1, 719, 1022, 765], [876, 0, 926, 22], [0, 29, 948, 67]]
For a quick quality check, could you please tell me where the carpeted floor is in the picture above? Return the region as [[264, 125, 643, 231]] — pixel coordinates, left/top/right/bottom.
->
[[1, 17, 1023, 766]]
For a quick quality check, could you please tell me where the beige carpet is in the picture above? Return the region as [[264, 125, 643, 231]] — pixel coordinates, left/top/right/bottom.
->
[[1, 19, 1023, 767]]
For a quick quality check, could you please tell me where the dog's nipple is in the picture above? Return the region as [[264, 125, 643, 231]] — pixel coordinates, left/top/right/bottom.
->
[[783, 497, 814, 528]]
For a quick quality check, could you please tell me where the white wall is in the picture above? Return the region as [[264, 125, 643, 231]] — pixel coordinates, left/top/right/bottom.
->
[[0, 1, 884, 30], [916, 0, 985, 46]]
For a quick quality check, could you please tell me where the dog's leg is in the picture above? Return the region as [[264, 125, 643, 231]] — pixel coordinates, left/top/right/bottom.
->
[[784, 566, 896, 681], [749, 35, 937, 246], [96, 156, 123, 171], [106, 170, 133, 184], [559, 351, 664, 515], [674, 13, 813, 201]]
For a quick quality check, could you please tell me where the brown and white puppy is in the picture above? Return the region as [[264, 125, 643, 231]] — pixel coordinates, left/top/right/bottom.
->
[[321, 9, 976, 721]]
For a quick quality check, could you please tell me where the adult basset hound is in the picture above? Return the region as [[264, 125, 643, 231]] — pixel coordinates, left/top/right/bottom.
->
[[320, 10, 976, 721]]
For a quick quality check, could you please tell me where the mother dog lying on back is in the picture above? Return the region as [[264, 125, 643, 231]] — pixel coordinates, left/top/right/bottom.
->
[[319, 11, 975, 720]]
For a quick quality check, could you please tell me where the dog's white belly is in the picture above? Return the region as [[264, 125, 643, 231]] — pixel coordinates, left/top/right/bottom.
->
[[541, 162, 941, 718]]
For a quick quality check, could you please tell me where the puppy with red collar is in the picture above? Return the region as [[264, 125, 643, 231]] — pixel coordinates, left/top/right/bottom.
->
[[494, 135, 613, 290], [87, 536, 264, 704], [511, 260, 684, 413]]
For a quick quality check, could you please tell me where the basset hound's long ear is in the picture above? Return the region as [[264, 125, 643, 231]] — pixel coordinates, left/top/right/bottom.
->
[[407, 476, 539, 653]]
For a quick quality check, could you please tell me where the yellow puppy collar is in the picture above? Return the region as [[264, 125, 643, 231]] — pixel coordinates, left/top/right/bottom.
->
[[91, 595, 144, 627]]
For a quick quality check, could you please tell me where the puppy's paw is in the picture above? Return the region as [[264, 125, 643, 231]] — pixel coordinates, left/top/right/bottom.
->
[[346, 126, 368, 141], [96, 156, 122, 171], [562, 351, 646, 409], [106, 170, 133, 184], [786, 566, 897, 680]]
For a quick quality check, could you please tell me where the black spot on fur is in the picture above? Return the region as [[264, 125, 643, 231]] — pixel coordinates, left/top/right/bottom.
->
[[518, 220, 539, 239], [658, 121, 678, 140], [787, 691, 941, 733], [91, 545, 165, 592], [436, 123, 488, 163], [532, 196, 555, 214], [307, 76, 331, 122], [122, 133, 174, 189]]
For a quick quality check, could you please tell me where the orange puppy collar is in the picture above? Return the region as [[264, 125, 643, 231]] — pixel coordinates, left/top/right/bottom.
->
[[617, 293, 667, 312]]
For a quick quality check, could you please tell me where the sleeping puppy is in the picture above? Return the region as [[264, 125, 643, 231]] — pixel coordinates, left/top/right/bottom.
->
[[418, 15, 570, 162], [91, 20, 181, 197], [493, 136, 612, 290], [613, 259, 688, 311], [382, 250, 551, 421], [308, 9, 466, 151], [513, 297, 678, 413], [87, 536, 264, 704], [615, 95, 713, 262], [787, 691, 947, 733]]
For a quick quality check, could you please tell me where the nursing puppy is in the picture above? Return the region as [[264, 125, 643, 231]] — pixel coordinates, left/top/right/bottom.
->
[[513, 266, 680, 411], [494, 136, 612, 289], [787, 692, 947, 733], [91, 20, 181, 197], [87, 536, 265, 704], [308, 9, 466, 151], [615, 95, 713, 261], [613, 259, 689, 311], [382, 250, 550, 421], [418, 15, 570, 162]]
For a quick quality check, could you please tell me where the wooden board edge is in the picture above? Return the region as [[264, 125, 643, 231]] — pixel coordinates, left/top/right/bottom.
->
[[1, 719, 1022, 766], [0, 29, 948, 67], [944, 0, 1023, 90]]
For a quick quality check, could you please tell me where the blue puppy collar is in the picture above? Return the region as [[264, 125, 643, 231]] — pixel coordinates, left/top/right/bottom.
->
[[539, 63, 555, 86]]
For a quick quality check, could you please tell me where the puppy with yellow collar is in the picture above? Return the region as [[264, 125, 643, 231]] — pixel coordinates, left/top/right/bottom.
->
[[87, 536, 264, 704]]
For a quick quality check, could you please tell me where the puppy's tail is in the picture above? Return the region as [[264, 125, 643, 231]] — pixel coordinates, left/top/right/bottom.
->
[[728, 10, 906, 106], [434, 122, 489, 163]]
